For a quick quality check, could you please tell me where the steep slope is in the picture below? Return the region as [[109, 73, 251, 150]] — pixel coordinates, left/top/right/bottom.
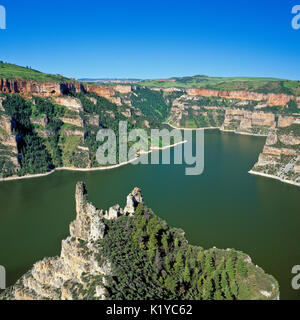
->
[[1, 62, 300, 187], [0, 182, 279, 300], [0, 62, 70, 82], [250, 123, 300, 185]]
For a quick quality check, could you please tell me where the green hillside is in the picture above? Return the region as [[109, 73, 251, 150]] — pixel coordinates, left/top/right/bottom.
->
[[139, 75, 300, 95], [0, 62, 71, 82]]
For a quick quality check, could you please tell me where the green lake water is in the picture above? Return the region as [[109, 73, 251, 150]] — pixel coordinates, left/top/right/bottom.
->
[[0, 130, 300, 300]]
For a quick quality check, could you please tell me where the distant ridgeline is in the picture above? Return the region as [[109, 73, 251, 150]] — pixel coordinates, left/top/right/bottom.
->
[[0, 182, 279, 300], [0, 62, 300, 186]]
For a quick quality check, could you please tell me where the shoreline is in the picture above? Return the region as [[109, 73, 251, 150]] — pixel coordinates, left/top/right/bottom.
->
[[165, 122, 219, 131], [249, 170, 300, 188], [220, 128, 268, 137], [0, 140, 187, 183], [166, 123, 268, 137]]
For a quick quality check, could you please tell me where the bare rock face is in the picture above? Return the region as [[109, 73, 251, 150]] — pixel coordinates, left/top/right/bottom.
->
[[30, 114, 49, 128], [86, 85, 115, 99], [0, 97, 4, 111], [0, 114, 20, 173], [278, 116, 297, 128], [0, 78, 62, 96], [59, 116, 84, 128], [187, 88, 293, 106], [221, 109, 276, 135], [294, 161, 300, 173], [251, 123, 300, 184], [279, 134, 300, 146], [87, 97, 97, 105], [104, 205, 123, 220], [124, 187, 143, 215], [266, 129, 278, 146], [0, 114, 12, 134], [1, 183, 143, 300], [113, 85, 132, 94], [70, 182, 106, 241], [54, 96, 83, 112], [121, 108, 132, 118], [84, 114, 99, 127]]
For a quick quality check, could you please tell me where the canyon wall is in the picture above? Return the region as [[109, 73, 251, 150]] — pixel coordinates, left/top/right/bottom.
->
[[250, 125, 300, 185], [221, 109, 277, 135], [186, 88, 293, 106], [1, 78, 296, 108], [0, 78, 132, 103]]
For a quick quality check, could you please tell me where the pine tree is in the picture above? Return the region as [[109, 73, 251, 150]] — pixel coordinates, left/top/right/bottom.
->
[[213, 290, 224, 300], [183, 264, 191, 283], [236, 258, 247, 277], [226, 257, 235, 281], [162, 232, 169, 253], [230, 281, 238, 298], [204, 252, 214, 274], [202, 277, 213, 300], [174, 252, 184, 273]]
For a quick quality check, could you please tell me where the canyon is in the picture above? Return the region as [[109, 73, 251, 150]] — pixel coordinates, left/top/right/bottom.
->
[[0, 78, 298, 107], [1, 75, 300, 187]]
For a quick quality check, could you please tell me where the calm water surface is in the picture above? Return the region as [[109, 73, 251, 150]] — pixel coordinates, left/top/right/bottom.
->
[[0, 130, 299, 299]]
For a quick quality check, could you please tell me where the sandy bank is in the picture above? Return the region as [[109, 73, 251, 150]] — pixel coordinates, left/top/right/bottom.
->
[[249, 170, 300, 188]]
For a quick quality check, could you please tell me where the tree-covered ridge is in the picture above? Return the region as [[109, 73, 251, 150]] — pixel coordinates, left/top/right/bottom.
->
[[2, 94, 54, 175], [0, 62, 71, 82], [100, 204, 279, 300], [0, 88, 172, 177]]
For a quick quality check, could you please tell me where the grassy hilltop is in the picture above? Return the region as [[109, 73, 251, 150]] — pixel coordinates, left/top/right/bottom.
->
[[139, 75, 300, 95], [0, 62, 71, 82]]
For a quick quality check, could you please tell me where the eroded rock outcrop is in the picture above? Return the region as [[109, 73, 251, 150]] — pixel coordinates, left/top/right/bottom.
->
[[54, 96, 83, 112], [221, 109, 276, 135], [251, 124, 300, 185], [0, 78, 132, 104], [0, 113, 20, 174], [0, 78, 62, 96], [0, 183, 144, 300]]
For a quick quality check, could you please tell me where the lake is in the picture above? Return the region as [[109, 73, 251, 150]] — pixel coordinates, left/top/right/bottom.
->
[[0, 130, 300, 299]]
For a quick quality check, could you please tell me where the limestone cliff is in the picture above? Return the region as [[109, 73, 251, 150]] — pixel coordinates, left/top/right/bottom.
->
[[0, 78, 133, 105], [186, 88, 293, 106], [221, 109, 276, 136], [0, 182, 279, 300], [250, 124, 300, 185], [0, 103, 20, 176], [0, 183, 143, 300]]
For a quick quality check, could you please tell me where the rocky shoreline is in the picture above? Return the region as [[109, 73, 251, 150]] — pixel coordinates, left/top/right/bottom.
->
[[0, 141, 186, 183], [249, 170, 300, 188]]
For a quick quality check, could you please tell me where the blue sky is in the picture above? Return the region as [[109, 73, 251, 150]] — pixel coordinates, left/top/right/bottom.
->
[[0, 0, 299, 79]]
